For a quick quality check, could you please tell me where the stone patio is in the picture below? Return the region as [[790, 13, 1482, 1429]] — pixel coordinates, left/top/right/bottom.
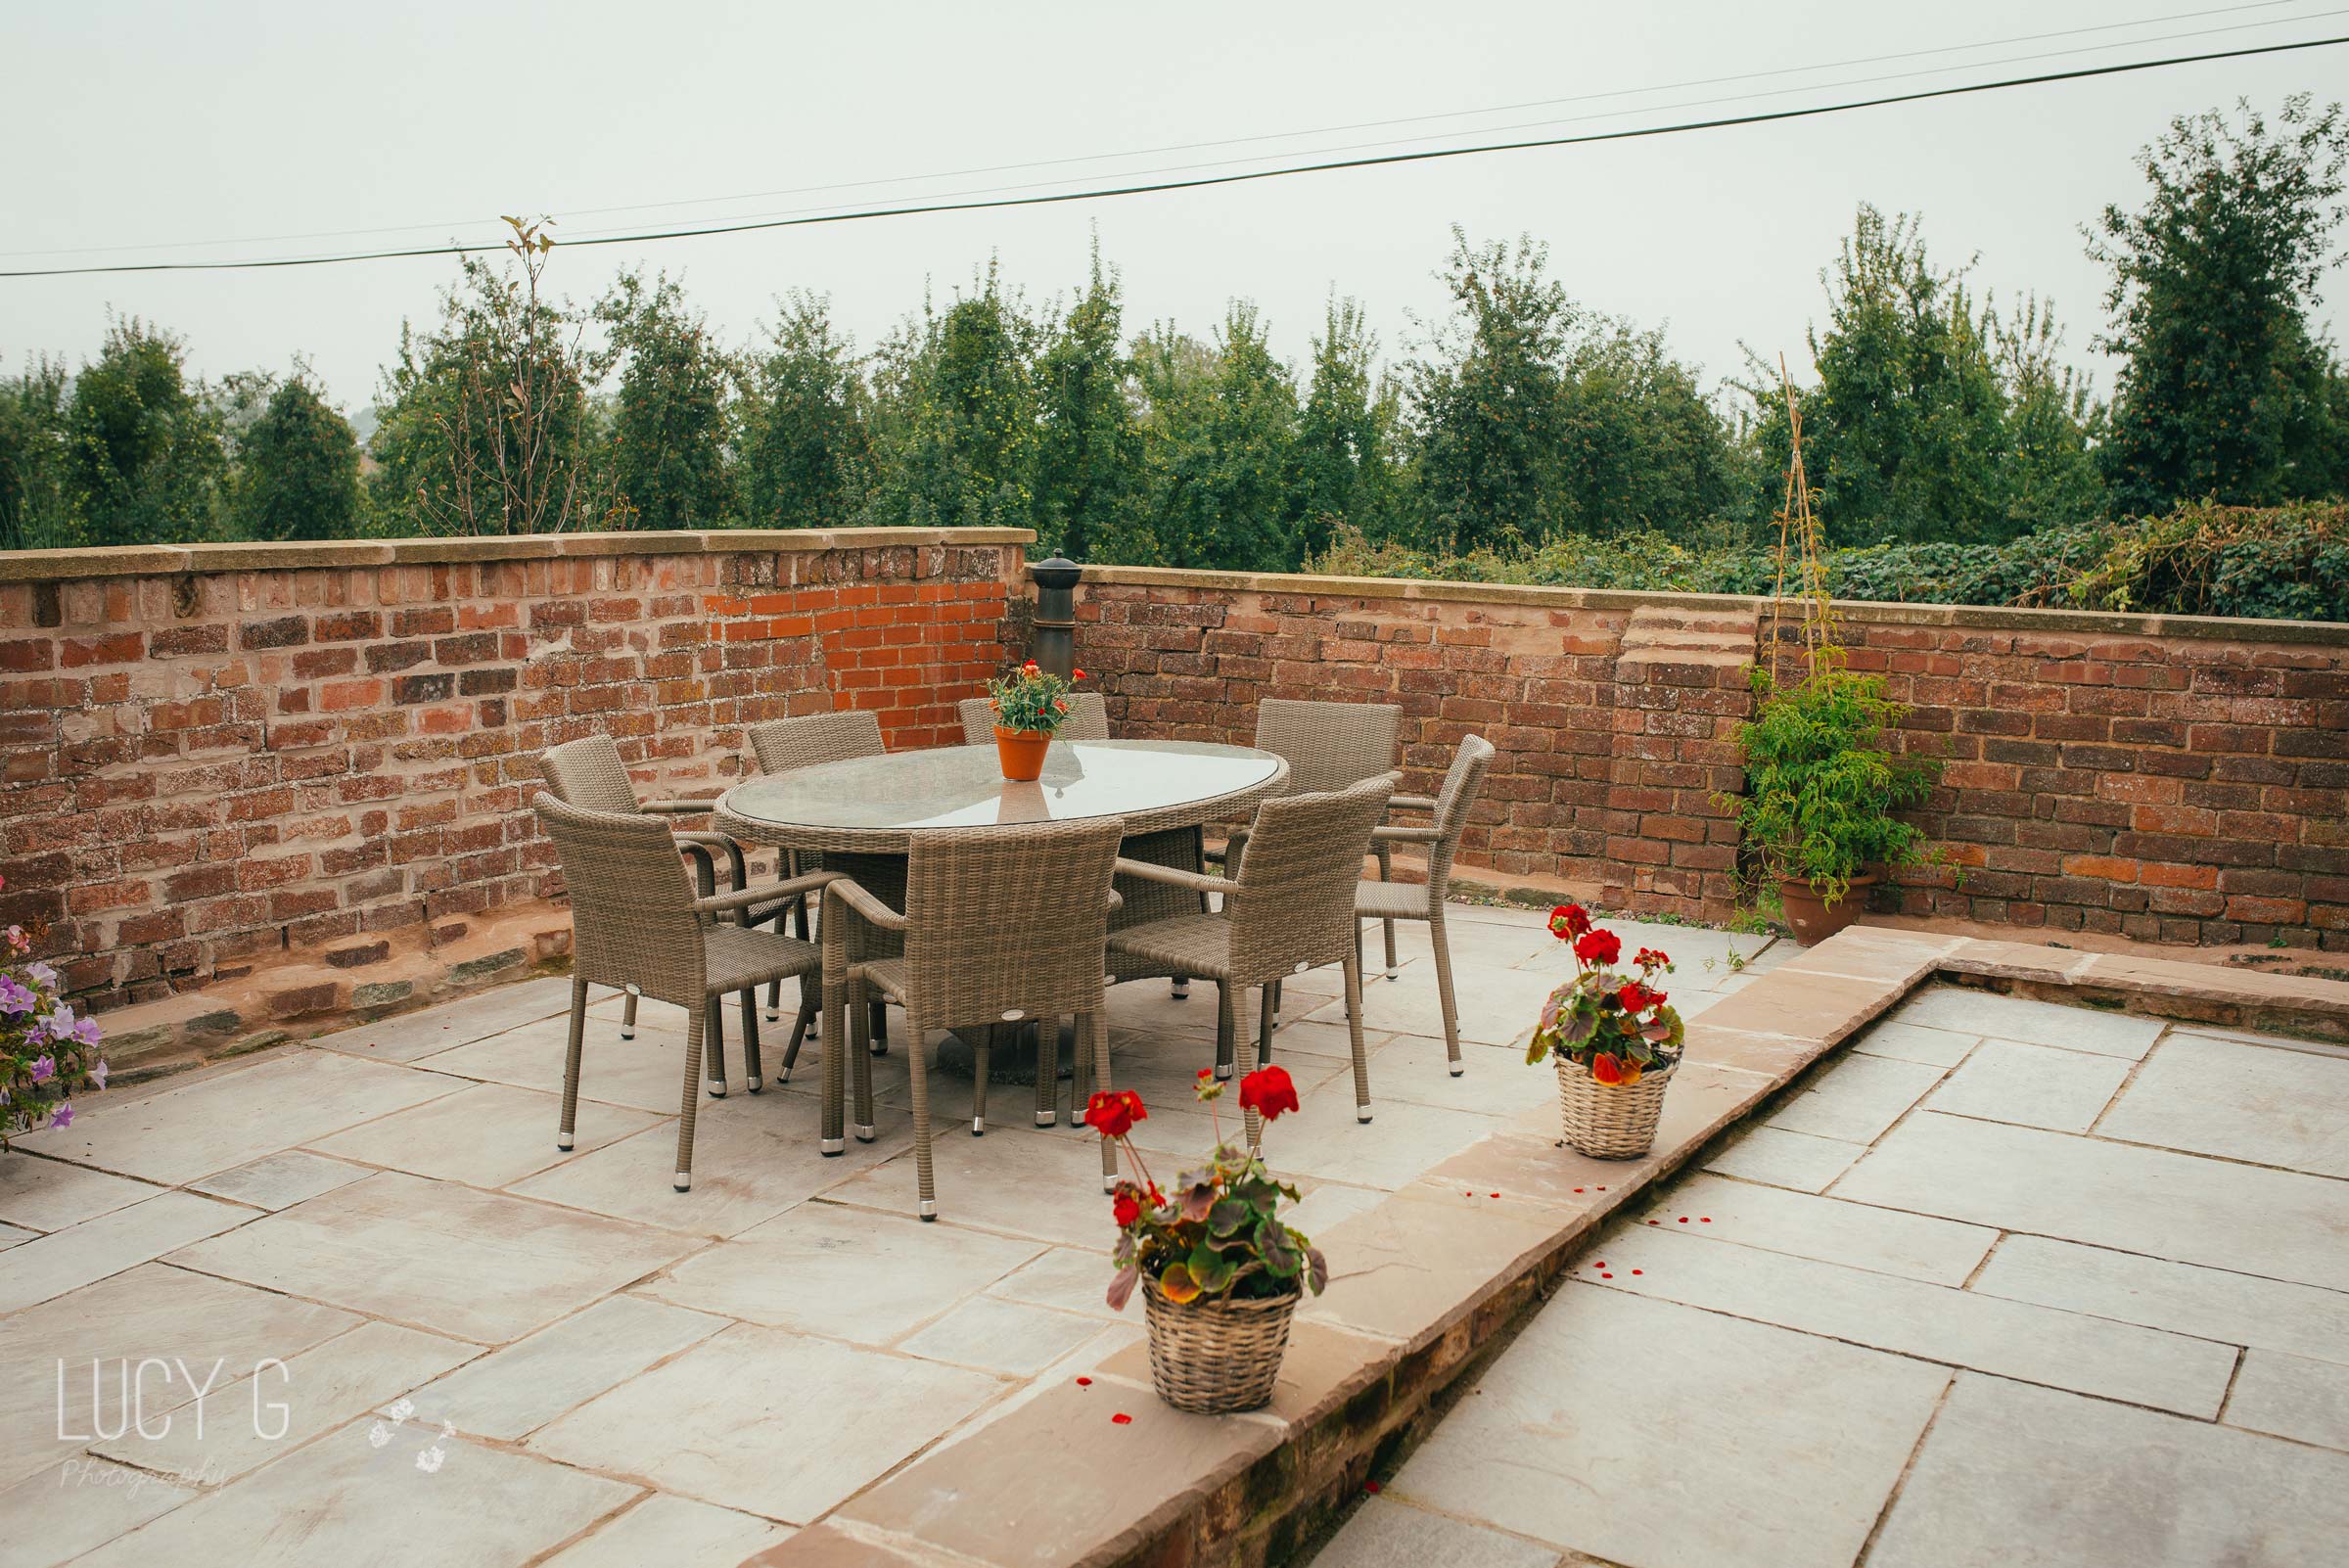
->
[[0, 904, 1775, 1567], [1319, 986, 2349, 1568]]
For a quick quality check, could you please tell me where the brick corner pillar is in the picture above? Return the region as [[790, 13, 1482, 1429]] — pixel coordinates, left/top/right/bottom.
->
[[1600, 604, 1760, 924]]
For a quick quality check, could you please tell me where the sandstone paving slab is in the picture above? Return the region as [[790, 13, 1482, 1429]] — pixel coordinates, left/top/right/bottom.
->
[[1633, 1172, 1998, 1285], [1313, 1497, 1563, 1568], [1279, 1176, 1390, 1238], [0, 1191, 250, 1314], [2096, 1032, 2349, 1176], [1390, 1284, 1946, 1568], [820, 1120, 1128, 1246], [69, 1422, 636, 1568], [1852, 1019, 1981, 1068], [984, 1245, 1125, 1321], [1889, 986, 2163, 1058], [1834, 1112, 2349, 1292], [1675, 966, 1907, 1056], [2224, 1350, 2349, 1452], [0, 1158, 158, 1231], [1970, 1234, 2349, 1366], [309, 1081, 662, 1189], [1512, 917, 1754, 977], [1361, 1035, 1559, 1116], [539, 1492, 793, 1568], [189, 1150, 373, 1211], [530, 1322, 999, 1523], [168, 1170, 699, 1344], [1296, 1183, 1570, 1349], [1451, 1059, 1775, 1211], [742, 1519, 973, 1567], [0, 1455, 197, 1568], [1922, 1038, 2133, 1133], [0, 1263, 359, 1488], [1298, 958, 1562, 1047], [1578, 1226, 2234, 1415], [1867, 1372, 2349, 1568], [89, 1319, 477, 1484], [1126, 1071, 1507, 1192], [13, 1049, 462, 1186], [415, 1012, 722, 1109], [0, 1222, 28, 1251], [510, 1087, 910, 1238], [400, 1293, 730, 1440], [1701, 1124, 1865, 1192], [642, 1200, 1041, 1343], [896, 1294, 1104, 1377], [1761, 1051, 1949, 1144], [308, 975, 576, 1063]]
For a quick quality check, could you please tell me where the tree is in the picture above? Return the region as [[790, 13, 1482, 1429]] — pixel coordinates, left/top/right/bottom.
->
[[228, 369, 364, 541], [868, 264, 1040, 529], [2090, 95, 2349, 511], [1297, 297, 1405, 554], [738, 292, 874, 528], [1033, 242, 1137, 561], [1555, 320, 1746, 540], [66, 319, 226, 547], [0, 355, 70, 552], [594, 270, 735, 529], [1126, 303, 1302, 572]]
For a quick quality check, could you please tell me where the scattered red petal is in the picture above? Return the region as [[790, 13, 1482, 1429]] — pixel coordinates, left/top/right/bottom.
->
[[1600, 1271, 1613, 1278], [1573, 1186, 1585, 1193], [1111, 1412, 1131, 1425], [1076, 1376, 1092, 1387], [1700, 1217, 1711, 1222], [1631, 1268, 1643, 1275], [1489, 1192, 1500, 1199], [1364, 1481, 1382, 1495], [1596, 1186, 1607, 1191], [1593, 1262, 1605, 1268], [1678, 1217, 1688, 1222], [1646, 1219, 1660, 1225]]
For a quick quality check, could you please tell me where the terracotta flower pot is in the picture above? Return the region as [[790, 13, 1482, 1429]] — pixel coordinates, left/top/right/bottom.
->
[[993, 725, 1052, 782], [1777, 871, 1877, 945]]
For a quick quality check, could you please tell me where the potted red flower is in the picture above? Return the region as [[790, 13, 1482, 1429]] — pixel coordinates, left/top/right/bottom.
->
[[1088, 1065, 1328, 1413], [1526, 905, 1685, 1159], [984, 660, 1086, 782]]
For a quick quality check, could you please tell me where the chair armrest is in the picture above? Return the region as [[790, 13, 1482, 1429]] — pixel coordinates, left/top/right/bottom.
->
[[823, 877, 908, 933], [695, 869, 835, 920], [641, 798, 722, 815], [1106, 888, 1125, 914], [1371, 824, 1441, 845], [1114, 857, 1239, 898], [1385, 794, 1439, 815]]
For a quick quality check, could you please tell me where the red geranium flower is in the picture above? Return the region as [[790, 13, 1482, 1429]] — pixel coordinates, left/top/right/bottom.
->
[[1633, 946, 1671, 970], [1073, 668, 1087, 680], [1574, 929, 1622, 967], [1547, 903, 1592, 940], [1083, 1089, 1147, 1138], [1021, 660, 1040, 675], [1237, 1064, 1300, 1122], [1616, 981, 1666, 1014], [1111, 1189, 1142, 1227]]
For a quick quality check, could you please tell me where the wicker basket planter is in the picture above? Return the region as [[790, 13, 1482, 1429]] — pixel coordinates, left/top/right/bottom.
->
[[1141, 1277, 1300, 1413], [1555, 1055, 1676, 1159]]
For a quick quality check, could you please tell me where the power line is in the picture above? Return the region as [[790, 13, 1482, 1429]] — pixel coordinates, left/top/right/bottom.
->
[[5, 32, 2342, 281], [0, 0, 2318, 263]]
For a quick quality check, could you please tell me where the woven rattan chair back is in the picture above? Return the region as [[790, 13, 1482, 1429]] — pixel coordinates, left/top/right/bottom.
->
[[534, 792, 706, 1006], [1223, 776, 1394, 986], [896, 816, 1127, 1024], [1253, 699, 1401, 796], [537, 734, 641, 814], [748, 710, 885, 776], [1423, 735, 1497, 899], [956, 691, 1110, 746]]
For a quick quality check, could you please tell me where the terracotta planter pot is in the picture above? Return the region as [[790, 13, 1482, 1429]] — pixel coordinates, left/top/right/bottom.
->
[[1554, 1055, 1675, 1159], [993, 725, 1052, 782], [1141, 1277, 1299, 1412], [1777, 871, 1877, 945]]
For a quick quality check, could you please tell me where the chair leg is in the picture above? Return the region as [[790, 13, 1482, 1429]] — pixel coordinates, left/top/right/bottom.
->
[[1035, 1016, 1059, 1127], [870, 999, 890, 1053], [1343, 951, 1372, 1123], [704, 996, 728, 1097], [820, 965, 847, 1156], [1215, 983, 1235, 1081], [1171, 975, 1190, 998], [972, 1027, 991, 1136], [780, 972, 815, 1084], [907, 1016, 938, 1221], [621, 988, 639, 1041], [1085, 1009, 1117, 1189], [851, 988, 877, 1143], [739, 988, 763, 1092], [1374, 843, 1399, 980], [1260, 983, 1276, 1064], [557, 975, 587, 1150], [674, 1010, 707, 1191], [1429, 913, 1464, 1077], [764, 975, 782, 1026], [1237, 986, 1264, 1151], [1271, 978, 1282, 1020]]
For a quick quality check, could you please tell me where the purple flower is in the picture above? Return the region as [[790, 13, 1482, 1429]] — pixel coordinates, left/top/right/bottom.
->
[[28, 1055, 55, 1084], [91, 1058, 109, 1089], [44, 1004, 75, 1039], [0, 977, 31, 1016], [74, 1017, 101, 1047], [26, 961, 57, 989], [47, 1103, 71, 1130]]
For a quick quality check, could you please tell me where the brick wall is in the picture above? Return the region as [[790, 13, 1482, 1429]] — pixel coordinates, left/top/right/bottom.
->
[[1079, 566, 2348, 949], [0, 529, 1028, 1011]]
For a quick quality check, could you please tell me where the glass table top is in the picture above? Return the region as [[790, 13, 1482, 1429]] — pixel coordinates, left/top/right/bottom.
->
[[718, 739, 1283, 834]]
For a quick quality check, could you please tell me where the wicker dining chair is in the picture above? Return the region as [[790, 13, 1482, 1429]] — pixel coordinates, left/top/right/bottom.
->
[[743, 708, 890, 1052], [537, 734, 800, 1066], [955, 691, 1110, 745], [819, 816, 1128, 1219], [534, 793, 832, 1191], [1357, 734, 1497, 1077], [1108, 775, 1395, 1146]]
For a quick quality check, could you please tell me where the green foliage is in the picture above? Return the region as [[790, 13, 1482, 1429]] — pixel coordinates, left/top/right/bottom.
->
[[2091, 95, 2349, 511], [984, 659, 1080, 733], [226, 371, 364, 541], [594, 270, 735, 530], [0, 356, 71, 552], [1124, 304, 1302, 573], [869, 265, 1041, 530], [1033, 242, 1137, 561], [1296, 297, 1405, 557], [737, 292, 874, 528], [66, 319, 226, 547], [1730, 667, 1941, 903]]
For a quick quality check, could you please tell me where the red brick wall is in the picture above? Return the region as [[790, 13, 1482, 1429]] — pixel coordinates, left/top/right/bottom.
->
[[0, 530, 1027, 1009], [1081, 568, 2348, 949]]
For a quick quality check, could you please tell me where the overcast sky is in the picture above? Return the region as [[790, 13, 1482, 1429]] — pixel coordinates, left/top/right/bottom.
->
[[4, 1, 2342, 417]]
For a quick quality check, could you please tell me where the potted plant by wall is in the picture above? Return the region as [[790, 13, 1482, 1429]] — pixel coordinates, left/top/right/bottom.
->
[[1093, 1066, 1329, 1413], [2, 880, 110, 1148], [1731, 666, 1939, 945], [1527, 905, 1683, 1159], [984, 660, 1086, 782]]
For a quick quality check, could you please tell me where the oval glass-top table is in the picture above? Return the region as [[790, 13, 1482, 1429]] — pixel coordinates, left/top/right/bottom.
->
[[713, 739, 1289, 1145]]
